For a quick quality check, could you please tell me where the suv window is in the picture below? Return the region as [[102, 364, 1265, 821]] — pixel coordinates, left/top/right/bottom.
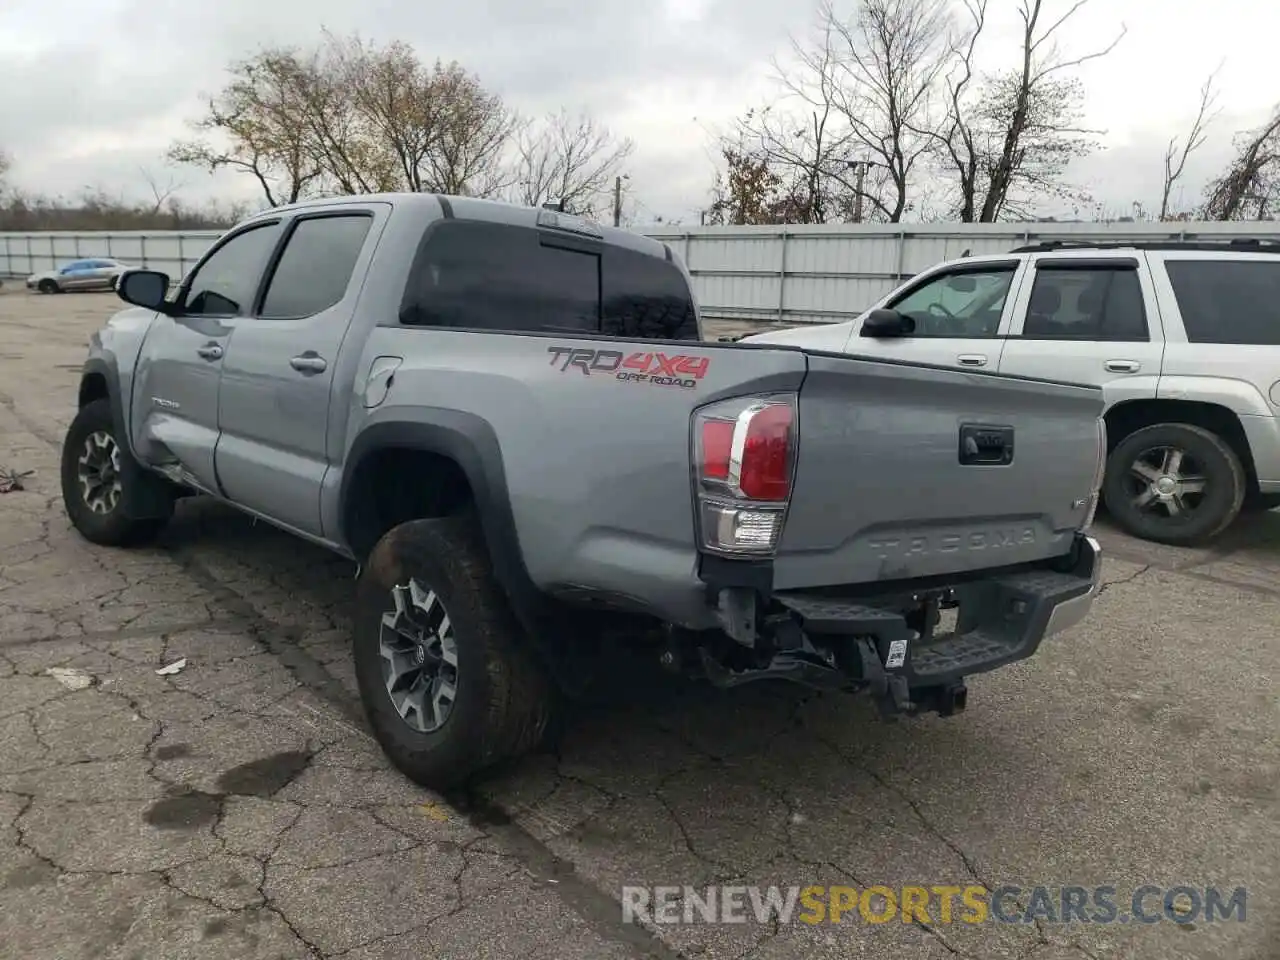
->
[[401, 221, 600, 333], [182, 223, 281, 317], [260, 215, 373, 319], [889, 266, 1015, 337], [601, 246, 699, 339], [1165, 259, 1280, 345], [1022, 266, 1148, 340]]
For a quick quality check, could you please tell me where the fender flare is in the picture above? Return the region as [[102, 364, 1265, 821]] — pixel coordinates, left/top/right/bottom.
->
[[77, 359, 173, 518], [338, 411, 543, 623]]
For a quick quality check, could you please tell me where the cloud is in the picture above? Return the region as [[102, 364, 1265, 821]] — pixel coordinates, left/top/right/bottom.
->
[[1, 0, 1278, 222]]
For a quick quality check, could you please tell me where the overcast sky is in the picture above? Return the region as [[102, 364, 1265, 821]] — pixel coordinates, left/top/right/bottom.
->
[[1, 0, 1278, 224]]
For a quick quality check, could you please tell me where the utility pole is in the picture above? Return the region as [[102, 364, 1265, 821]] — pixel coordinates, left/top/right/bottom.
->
[[853, 161, 868, 224], [613, 176, 623, 227]]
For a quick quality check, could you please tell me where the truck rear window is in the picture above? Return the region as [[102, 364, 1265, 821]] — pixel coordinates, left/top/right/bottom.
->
[[399, 220, 698, 339], [1165, 259, 1280, 344]]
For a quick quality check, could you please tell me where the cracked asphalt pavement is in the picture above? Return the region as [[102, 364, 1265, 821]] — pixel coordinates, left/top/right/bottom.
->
[[1, 289, 1277, 960]]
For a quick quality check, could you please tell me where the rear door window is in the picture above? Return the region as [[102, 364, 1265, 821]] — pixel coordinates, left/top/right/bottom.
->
[[400, 221, 600, 333], [1164, 259, 1280, 344], [1021, 266, 1148, 340]]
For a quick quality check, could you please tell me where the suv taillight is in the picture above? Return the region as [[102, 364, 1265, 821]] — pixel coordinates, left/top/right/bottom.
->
[[693, 396, 797, 556]]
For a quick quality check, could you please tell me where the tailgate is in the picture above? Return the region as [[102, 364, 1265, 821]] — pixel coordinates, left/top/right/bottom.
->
[[773, 354, 1104, 588]]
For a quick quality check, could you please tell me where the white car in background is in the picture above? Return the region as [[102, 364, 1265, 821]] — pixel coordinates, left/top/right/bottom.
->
[[26, 258, 132, 294]]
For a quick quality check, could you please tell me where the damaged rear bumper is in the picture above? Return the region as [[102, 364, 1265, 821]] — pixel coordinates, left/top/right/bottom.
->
[[698, 533, 1102, 715]]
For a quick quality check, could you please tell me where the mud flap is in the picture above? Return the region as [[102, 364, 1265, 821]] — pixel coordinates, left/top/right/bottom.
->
[[855, 637, 912, 721]]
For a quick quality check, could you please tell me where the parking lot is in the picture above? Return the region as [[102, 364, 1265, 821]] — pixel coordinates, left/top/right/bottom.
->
[[0, 287, 1276, 960]]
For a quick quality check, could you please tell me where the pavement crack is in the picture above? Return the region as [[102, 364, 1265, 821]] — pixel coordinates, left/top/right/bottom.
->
[[1095, 564, 1151, 598], [0, 618, 248, 651]]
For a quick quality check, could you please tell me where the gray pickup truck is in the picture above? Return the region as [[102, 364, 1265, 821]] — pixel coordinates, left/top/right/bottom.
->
[[59, 193, 1106, 789]]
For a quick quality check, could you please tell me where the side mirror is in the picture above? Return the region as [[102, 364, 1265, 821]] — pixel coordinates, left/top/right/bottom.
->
[[117, 269, 172, 313], [859, 308, 916, 338]]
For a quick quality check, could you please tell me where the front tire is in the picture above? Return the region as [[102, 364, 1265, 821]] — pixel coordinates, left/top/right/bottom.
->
[[1102, 422, 1246, 546], [353, 513, 554, 790], [60, 399, 170, 546]]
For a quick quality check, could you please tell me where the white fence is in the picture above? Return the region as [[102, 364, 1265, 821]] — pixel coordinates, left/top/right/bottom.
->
[[5, 220, 1280, 324]]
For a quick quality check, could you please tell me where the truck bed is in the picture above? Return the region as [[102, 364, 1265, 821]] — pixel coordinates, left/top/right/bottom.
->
[[348, 328, 1104, 630]]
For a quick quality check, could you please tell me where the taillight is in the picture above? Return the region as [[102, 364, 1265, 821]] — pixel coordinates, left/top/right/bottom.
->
[[700, 419, 734, 480], [738, 403, 792, 501], [692, 396, 797, 556]]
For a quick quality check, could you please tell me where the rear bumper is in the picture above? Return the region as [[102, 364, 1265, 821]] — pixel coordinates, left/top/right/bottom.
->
[[770, 533, 1101, 692]]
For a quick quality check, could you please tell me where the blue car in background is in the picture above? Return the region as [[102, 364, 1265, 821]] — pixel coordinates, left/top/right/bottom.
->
[[26, 258, 132, 294]]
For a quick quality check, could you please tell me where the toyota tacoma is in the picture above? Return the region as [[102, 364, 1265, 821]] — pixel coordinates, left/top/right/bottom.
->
[[59, 193, 1106, 788]]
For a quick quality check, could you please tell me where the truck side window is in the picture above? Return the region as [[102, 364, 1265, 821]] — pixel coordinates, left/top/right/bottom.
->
[[181, 223, 281, 317], [601, 246, 699, 340], [259, 215, 373, 319], [400, 221, 600, 333], [1022, 267, 1148, 341], [889, 267, 1014, 337], [1165, 260, 1280, 345]]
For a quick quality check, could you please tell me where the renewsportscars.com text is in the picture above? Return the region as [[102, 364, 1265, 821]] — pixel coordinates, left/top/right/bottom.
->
[[621, 884, 1247, 926]]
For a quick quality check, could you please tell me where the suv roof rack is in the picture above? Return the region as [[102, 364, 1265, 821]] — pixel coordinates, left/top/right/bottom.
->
[[1008, 237, 1280, 254]]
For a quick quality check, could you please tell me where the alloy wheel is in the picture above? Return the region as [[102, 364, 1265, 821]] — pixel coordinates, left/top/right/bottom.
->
[[1124, 445, 1208, 520], [378, 579, 460, 733], [77, 430, 123, 515]]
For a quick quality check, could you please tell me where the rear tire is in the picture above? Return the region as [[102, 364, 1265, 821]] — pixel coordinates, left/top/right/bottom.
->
[[1102, 422, 1245, 546], [60, 399, 170, 546], [37, 279, 58, 294], [353, 512, 554, 790]]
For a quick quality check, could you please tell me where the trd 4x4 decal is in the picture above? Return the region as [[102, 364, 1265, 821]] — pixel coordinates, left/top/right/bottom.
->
[[546, 346, 710, 389]]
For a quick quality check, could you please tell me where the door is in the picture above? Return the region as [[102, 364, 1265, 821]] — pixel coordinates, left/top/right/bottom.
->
[[59, 260, 96, 290], [129, 221, 284, 494], [214, 210, 381, 537], [996, 255, 1164, 407], [839, 260, 1025, 371], [86, 260, 117, 290]]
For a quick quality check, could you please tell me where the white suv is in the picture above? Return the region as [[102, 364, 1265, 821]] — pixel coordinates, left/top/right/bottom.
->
[[743, 239, 1280, 545]]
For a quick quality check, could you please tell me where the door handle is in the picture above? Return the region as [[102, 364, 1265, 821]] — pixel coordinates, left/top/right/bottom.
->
[[957, 354, 988, 367], [1105, 360, 1141, 373], [195, 343, 223, 361], [290, 353, 328, 374]]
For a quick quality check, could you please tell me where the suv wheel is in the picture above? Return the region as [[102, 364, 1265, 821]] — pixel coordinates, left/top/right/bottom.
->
[[353, 512, 554, 789], [59, 399, 171, 546], [1102, 423, 1246, 546]]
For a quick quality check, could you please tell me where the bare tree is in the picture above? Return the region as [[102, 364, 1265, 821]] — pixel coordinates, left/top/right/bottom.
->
[[1202, 105, 1280, 221], [413, 60, 515, 197], [170, 32, 520, 202], [511, 109, 633, 217], [138, 166, 184, 216], [931, 0, 1123, 221], [727, 0, 950, 224], [820, 0, 953, 221], [929, 0, 986, 220], [334, 33, 440, 192], [167, 47, 328, 207], [1161, 66, 1223, 220]]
